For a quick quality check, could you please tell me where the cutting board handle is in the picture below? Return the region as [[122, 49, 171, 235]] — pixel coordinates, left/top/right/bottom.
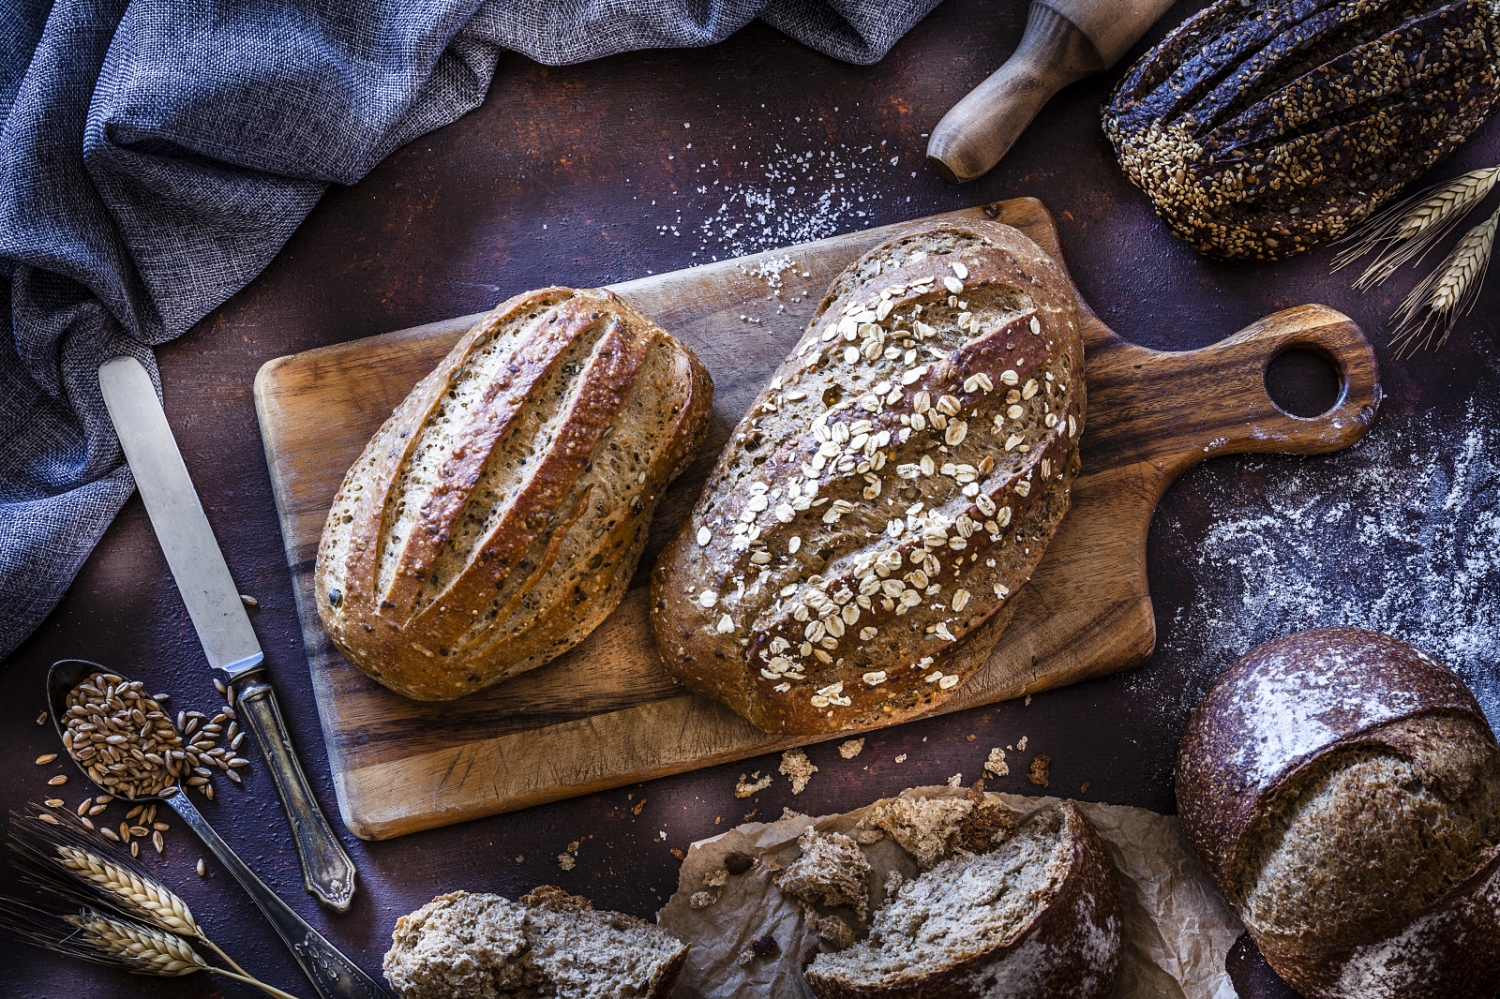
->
[[1087, 304, 1382, 476]]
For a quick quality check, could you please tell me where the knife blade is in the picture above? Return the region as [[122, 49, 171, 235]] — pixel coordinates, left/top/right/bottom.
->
[[98, 355, 359, 912]]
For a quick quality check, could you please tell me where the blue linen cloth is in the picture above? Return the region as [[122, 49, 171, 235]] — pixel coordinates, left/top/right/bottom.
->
[[0, 0, 942, 658]]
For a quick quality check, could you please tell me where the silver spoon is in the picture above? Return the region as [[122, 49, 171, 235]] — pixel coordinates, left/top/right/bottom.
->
[[46, 659, 390, 999]]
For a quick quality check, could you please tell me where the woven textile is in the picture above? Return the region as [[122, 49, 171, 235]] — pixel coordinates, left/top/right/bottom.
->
[[0, 0, 941, 658]]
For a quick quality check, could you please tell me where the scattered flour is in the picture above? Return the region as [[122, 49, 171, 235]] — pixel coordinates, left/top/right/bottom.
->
[[1151, 396, 1500, 729]]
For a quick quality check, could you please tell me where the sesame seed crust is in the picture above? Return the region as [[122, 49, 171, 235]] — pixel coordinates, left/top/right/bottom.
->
[[1103, 0, 1500, 260], [649, 222, 1086, 735]]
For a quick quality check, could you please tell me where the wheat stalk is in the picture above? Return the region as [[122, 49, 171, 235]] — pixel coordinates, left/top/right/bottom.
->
[[8, 807, 296, 995], [0, 900, 305, 999], [1391, 205, 1499, 355], [1333, 167, 1500, 287], [64, 909, 208, 976]]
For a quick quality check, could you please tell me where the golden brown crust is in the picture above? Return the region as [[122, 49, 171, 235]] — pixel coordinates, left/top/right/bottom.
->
[[316, 287, 713, 701], [651, 222, 1084, 735]]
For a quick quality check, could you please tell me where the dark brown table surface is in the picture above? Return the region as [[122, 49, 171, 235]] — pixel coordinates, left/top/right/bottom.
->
[[5, 2, 1498, 996]]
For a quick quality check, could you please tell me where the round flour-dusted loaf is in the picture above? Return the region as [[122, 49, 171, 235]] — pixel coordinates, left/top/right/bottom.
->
[[804, 799, 1121, 999], [1177, 628, 1500, 999], [383, 887, 688, 999], [316, 287, 712, 700], [651, 221, 1085, 735]]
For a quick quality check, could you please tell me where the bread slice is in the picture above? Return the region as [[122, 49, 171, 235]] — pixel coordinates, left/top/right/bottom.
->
[[317, 287, 713, 700], [805, 802, 1120, 999], [866, 790, 1019, 870], [382, 887, 688, 999], [651, 221, 1085, 734]]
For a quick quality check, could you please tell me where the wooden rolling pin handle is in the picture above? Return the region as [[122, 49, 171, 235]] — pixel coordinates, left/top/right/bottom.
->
[[927, 2, 1109, 183]]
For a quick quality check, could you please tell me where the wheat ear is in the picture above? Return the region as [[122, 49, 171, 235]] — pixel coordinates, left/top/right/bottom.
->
[[1333, 167, 1500, 287], [1390, 205, 1499, 355], [1, 899, 305, 999], [11, 807, 251, 977]]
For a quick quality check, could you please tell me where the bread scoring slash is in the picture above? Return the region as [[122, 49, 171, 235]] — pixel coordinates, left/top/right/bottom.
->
[[652, 222, 1085, 735], [316, 287, 712, 701]]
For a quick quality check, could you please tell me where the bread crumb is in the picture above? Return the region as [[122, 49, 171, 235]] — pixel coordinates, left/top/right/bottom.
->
[[725, 852, 754, 875], [946, 772, 963, 787], [735, 771, 772, 798], [894, 753, 907, 763], [738, 934, 780, 966], [811, 913, 854, 949], [984, 747, 1009, 777], [1024, 694, 1032, 705], [853, 826, 884, 845], [566, 840, 579, 853], [1017, 735, 1028, 751], [965, 733, 976, 741], [1028, 754, 1052, 788], [743, 809, 758, 821], [631, 798, 647, 815], [1080, 782, 1091, 794], [704, 870, 729, 889], [557, 853, 575, 871], [838, 738, 865, 759], [781, 807, 805, 821], [780, 749, 818, 794], [884, 870, 905, 895], [689, 890, 716, 909], [670, 847, 685, 860]]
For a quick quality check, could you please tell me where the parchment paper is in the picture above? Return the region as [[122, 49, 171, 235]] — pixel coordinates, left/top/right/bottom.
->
[[658, 787, 1243, 999]]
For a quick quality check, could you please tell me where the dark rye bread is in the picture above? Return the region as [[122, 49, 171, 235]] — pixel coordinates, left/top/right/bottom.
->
[[1103, 0, 1500, 260], [651, 222, 1085, 735], [317, 287, 712, 701], [804, 801, 1121, 999], [382, 887, 688, 999], [1177, 628, 1500, 999]]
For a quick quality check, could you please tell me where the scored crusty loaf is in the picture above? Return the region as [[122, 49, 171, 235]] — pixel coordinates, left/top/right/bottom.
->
[[317, 287, 712, 701], [804, 800, 1121, 999], [382, 887, 688, 999], [1103, 0, 1500, 260], [1177, 628, 1500, 999], [651, 222, 1085, 735]]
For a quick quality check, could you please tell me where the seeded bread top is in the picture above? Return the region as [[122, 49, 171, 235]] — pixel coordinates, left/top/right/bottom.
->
[[652, 221, 1084, 734], [1104, 0, 1500, 259]]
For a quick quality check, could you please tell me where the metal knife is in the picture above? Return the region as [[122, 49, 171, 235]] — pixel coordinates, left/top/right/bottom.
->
[[98, 354, 358, 913]]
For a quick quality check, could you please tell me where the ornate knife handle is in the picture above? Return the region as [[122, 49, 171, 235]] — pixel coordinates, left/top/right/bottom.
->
[[233, 672, 358, 912], [165, 791, 391, 999]]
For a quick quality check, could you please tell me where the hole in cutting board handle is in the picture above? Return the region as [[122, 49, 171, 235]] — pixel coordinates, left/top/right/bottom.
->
[[1264, 346, 1343, 418]]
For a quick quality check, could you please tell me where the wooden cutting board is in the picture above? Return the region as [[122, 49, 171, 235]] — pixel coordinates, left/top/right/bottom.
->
[[254, 199, 1380, 840]]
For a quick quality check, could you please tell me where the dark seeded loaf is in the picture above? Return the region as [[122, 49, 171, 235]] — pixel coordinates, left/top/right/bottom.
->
[[317, 287, 713, 701], [651, 222, 1085, 735], [1103, 0, 1500, 259], [1178, 628, 1500, 999], [804, 799, 1121, 999]]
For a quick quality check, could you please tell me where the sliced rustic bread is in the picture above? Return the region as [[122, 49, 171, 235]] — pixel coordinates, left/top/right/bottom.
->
[[652, 221, 1085, 734], [317, 287, 712, 700], [804, 801, 1121, 999], [382, 887, 688, 999]]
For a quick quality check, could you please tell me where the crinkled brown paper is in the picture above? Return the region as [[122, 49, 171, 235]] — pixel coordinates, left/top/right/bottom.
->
[[658, 787, 1243, 999]]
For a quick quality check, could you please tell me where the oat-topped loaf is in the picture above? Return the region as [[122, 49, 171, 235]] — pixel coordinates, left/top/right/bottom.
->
[[651, 222, 1084, 735], [383, 887, 688, 999], [1103, 0, 1500, 260], [317, 287, 712, 701]]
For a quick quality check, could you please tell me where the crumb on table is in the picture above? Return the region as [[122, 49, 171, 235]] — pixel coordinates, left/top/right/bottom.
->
[[985, 747, 1009, 777], [838, 738, 865, 759], [735, 771, 772, 798], [780, 748, 817, 794], [1029, 754, 1052, 788]]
